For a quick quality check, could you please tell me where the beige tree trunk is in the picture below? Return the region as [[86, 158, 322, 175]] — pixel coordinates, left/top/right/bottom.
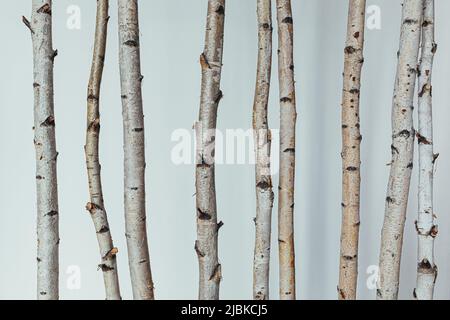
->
[[252, 0, 274, 301], [276, 0, 297, 300], [195, 0, 226, 300], [415, 0, 437, 300], [24, 0, 59, 300], [377, 0, 423, 300], [338, 0, 366, 301], [118, 0, 154, 300], [85, 0, 121, 300]]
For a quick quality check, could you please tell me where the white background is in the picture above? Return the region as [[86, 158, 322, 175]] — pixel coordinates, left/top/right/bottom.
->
[[1, 0, 450, 300]]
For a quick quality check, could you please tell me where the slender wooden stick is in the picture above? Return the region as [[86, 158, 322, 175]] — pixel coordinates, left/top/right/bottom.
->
[[85, 0, 121, 300], [276, 0, 297, 300], [25, 0, 59, 300], [338, 0, 366, 300], [415, 0, 437, 300], [118, 0, 154, 300], [378, 0, 423, 300], [195, 0, 226, 300], [252, 0, 274, 301]]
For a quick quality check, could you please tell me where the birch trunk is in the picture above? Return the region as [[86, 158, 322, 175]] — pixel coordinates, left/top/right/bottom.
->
[[276, 0, 297, 300], [195, 0, 225, 300], [85, 0, 121, 300], [377, 0, 422, 300], [118, 0, 154, 300], [252, 0, 274, 301], [415, 0, 437, 300], [24, 0, 59, 300], [338, 0, 366, 301]]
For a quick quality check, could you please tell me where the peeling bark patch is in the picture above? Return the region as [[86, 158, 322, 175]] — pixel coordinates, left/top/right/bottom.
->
[[403, 18, 418, 25], [46, 210, 58, 217], [338, 287, 346, 299], [98, 264, 114, 272], [200, 53, 211, 69], [97, 226, 110, 234], [257, 181, 271, 190], [209, 264, 222, 282], [215, 5, 225, 15], [416, 132, 431, 145], [345, 46, 356, 54], [197, 208, 212, 220], [86, 202, 102, 214], [37, 4, 51, 15], [395, 129, 412, 139], [87, 94, 99, 101], [124, 40, 138, 47], [430, 225, 438, 238], [40, 116, 55, 127]]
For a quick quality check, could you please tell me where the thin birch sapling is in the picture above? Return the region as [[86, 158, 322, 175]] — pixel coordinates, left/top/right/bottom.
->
[[85, 0, 121, 300], [118, 0, 154, 300], [378, 0, 423, 300], [415, 0, 438, 300], [276, 0, 297, 300], [338, 0, 366, 301], [195, 0, 226, 300], [24, 0, 60, 300], [253, 0, 274, 301]]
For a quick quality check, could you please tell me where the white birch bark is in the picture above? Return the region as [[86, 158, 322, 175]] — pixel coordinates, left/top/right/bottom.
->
[[85, 0, 121, 300], [253, 0, 274, 301], [118, 0, 154, 300], [276, 0, 297, 300], [415, 0, 437, 300], [377, 0, 423, 300], [195, 0, 226, 300], [24, 0, 59, 300], [338, 0, 366, 301]]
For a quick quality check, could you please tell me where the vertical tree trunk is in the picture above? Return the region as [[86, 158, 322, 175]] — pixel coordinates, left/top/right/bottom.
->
[[118, 0, 154, 300], [195, 0, 225, 301], [252, 0, 274, 301], [338, 0, 366, 301], [276, 0, 297, 300], [85, 0, 121, 300], [24, 0, 59, 300], [415, 0, 437, 300], [377, 0, 422, 300]]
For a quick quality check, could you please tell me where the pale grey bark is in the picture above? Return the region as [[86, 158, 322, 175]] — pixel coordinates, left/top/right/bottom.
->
[[195, 0, 226, 300], [338, 0, 366, 301], [252, 0, 274, 301], [25, 0, 59, 300], [85, 0, 121, 300], [118, 0, 154, 300], [377, 0, 423, 300], [276, 0, 297, 300], [415, 0, 437, 300]]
